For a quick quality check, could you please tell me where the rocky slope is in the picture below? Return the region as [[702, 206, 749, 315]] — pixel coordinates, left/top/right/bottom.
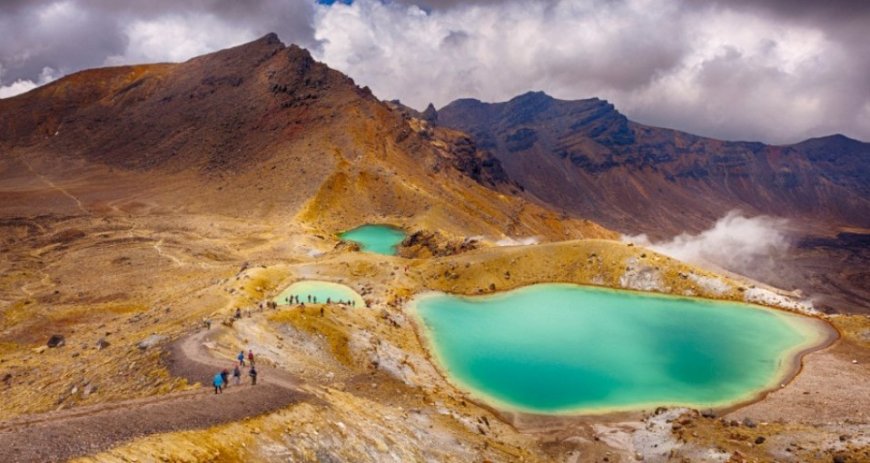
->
[[436, 91, 869, 234], [435, 91, 870, 312], [0, 35, 610, 241]]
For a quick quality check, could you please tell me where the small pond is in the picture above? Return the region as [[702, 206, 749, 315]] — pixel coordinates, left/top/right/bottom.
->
[[339, 224, 406, 256], [412, 283, 830, 414], [274, 280, 364, 306]]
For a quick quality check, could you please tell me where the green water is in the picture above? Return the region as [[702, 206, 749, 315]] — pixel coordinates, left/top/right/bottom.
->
[[274, 281, 364, 307], [340, 224, 406, 255], [413, 284, 826, 414]]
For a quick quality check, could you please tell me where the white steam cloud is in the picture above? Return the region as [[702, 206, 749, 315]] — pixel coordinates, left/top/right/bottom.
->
[[623, 210, 791, 276], [495, 237, 540, 247]]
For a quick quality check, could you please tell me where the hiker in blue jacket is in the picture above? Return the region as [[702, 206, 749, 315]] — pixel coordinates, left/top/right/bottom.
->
[[213, 372, 224, 394]]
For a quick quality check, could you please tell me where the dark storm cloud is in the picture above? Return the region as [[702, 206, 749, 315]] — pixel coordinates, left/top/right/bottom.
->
[[0, 0, 317, 84], [706, 0, 870, 22], [694, 0, 870, 80], [1, 0, 868, 142], [0, 2, 125, 81], [311, 0, 869, 143]]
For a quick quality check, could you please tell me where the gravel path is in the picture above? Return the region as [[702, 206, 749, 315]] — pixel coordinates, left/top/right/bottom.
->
[[0, 329, 310, 463]]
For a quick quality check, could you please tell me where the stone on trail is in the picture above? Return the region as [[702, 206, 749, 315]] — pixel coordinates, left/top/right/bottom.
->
[[96, 338, 110, 350], [47, 334, 65, 348], [83, 383, 97, 397], [138, 334, 167, 350]]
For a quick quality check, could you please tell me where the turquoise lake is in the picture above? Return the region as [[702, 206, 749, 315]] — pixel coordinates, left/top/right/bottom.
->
[[340, 224, 406, 255], [413, 284, 827, 414]]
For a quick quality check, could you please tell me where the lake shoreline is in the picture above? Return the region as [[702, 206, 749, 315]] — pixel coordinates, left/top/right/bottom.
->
[[407, 283, 839, 429]]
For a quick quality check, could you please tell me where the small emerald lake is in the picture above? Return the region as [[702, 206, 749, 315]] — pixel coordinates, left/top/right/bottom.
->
[[412, 284, 829, 415], [340, 224, 406, 255], [273, 280, 364, 307]]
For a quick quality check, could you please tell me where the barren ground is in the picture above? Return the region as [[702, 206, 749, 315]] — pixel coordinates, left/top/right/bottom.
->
[[0, 156, 867, 462]]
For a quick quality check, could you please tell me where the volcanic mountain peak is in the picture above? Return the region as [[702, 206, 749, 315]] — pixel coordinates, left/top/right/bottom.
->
[[440, 91, 621, 126], [437, 90, 869, 228], [0, 32, 379, 172], [438, 92, 632, 154], [0, 35, 613, 243], [187, 31, 287, 66]]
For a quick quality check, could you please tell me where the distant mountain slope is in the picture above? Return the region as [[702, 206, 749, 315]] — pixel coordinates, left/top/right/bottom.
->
[[436, 91, 870, 237], [436, 92, 870, 312], [0, 36, 612, 241]]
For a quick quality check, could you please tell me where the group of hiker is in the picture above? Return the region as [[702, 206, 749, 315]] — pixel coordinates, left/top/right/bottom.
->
[[283, 294, 356, 307], [213, 349, 258, 394], [209, 293, 362, 395]]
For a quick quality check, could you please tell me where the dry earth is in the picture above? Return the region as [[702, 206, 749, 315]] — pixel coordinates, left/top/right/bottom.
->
[[0, 36, 867, 461], [2, 223, 868, 462]]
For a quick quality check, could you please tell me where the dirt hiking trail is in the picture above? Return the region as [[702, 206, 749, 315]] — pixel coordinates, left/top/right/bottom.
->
[[0, 329, 310, 463]]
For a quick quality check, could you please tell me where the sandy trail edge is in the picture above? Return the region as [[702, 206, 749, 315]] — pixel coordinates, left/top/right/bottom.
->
[[0, 329, 311, 463]]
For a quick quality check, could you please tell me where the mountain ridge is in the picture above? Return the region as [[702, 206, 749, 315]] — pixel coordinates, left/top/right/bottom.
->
[[0, 34, 612, 242], [436, 90, 870, 235]]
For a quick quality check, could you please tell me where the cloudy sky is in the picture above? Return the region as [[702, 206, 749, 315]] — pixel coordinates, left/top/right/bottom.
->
[[1, 0, 867, 143]]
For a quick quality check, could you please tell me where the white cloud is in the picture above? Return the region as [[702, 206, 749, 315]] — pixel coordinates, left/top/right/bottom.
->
[[104, 14, 256, 66], [311, 0, 869, 143], [0, 66, 57, 99], [1, 0, 866, 142], [0, 79, 38, 98], [623, 210, 791, 277]]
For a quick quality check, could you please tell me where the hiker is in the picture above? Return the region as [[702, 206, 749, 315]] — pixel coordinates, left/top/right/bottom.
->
[[248, 349, 255, 366], [237, 350, 246, 366], [233, 365, 241, 385], [320, 306, 324, 317], [204, 317, 211, 330], [235, 308, 241, 319], [249, 366, 258, 385], [213, 372, 224, 394], [221, 368, 230, 388], [307, 295, 311, 303], [326, 297, 331, 304]]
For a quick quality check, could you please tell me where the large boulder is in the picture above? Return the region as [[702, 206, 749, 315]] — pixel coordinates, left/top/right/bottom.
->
[[398, 230, 479, 258], [333, 240, 361, 252]]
